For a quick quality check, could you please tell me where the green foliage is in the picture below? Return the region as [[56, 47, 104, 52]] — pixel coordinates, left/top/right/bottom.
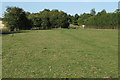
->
[[28, 9, 69, 29], [72, 14, 79, 25], [49, 10, 60, 28], [28, 13, 42, 28], [85, 10, 118, 29], [77, 9, 119, 29], [3, 7, 118, 30], [100, 9, 107, 14], [77, 13, 92, 26], [90, 8, 96, 16], [40, 9, 51, 29], [114, 9, 120, 13], [56, 11, 69, 28], [68, 14, 73, 24], [67, 14, 79, 25], [3, 7, 69, 30], [3, 7, 32, 31]]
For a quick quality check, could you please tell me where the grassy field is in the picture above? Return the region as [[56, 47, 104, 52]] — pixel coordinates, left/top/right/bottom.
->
[[2, 29, 118, 78]]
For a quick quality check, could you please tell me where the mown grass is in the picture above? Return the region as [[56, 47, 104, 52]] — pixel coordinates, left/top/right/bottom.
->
[[2, 29, 118, 78]]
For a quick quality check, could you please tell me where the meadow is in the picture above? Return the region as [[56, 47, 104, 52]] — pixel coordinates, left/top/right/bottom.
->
[[2, 29, 118, 78]]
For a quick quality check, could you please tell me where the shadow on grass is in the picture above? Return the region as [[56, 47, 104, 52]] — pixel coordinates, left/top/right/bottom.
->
[[1, 30, 30, 35]]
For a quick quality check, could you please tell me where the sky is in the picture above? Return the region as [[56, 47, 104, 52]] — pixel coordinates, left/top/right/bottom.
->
[[0, 2, 118, 17], [1, 0, 119, 2]]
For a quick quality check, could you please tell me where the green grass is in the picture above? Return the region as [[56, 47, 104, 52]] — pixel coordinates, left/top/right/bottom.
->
[[2, 29, 118, 78]]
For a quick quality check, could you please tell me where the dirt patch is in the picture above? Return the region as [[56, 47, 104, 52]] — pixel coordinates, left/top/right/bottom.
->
[[0, 21, 5, 29]]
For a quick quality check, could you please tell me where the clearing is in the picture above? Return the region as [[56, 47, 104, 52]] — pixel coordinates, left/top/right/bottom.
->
[[2, 29, 118, 78]]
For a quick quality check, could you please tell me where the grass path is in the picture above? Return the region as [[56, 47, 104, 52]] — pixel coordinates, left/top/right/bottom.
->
[[2, 29, 118, 78]]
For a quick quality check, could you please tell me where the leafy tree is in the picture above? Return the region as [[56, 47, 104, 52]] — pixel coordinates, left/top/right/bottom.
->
[[49, 10, 60, 28], [67, 14, 73, 24], [97, 9, 106, 16], [28, 13, 42, 29], [84, 10, 119, 29], [4, 6, 118, 30], [27, 9, 69, 29], [74, 14, 79, 20], [73, 14, 79, 25], [49, 10, 69, 28], [58, 11, 69, 28], [90, 8, 96, 16], [40, 9, 51, 29], [77, 13, 92, 26], [114, 9, 120, 13], [3, 7, 32, 31]]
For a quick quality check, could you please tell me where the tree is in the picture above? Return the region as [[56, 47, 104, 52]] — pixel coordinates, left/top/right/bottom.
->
[[49, 10, 69, 29], [90, 8, 96, 16], [114, 9, 120, 13], [67, 14, 72, 24], [40, 9, 51, 29], [74, 14, 79, 20], [49, 10, 60, 28], [84, 10, 119, 29], [58, 11, 69, 28], [98, 9, 106, 15], [77, 13, 92, 26], [73, 14, 79, 25], [3, 7, 32, 31], [28, 13, 42, 29]]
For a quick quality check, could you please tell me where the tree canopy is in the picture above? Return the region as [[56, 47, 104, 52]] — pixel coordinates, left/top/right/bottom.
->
[[27, 9, 69, 29], [3, 7, 32, 31], [2, 7, 119, 31], [77, 9, 119, 29]]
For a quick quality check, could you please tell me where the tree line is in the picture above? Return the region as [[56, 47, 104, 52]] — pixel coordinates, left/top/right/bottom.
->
[[3, 7, 69, 31], [69, 9, 119, 29], [2, 7, 120, 31]]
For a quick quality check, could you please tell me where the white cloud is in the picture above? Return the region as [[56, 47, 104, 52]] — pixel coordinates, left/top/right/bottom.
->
[[1, 0, 119, 2]]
